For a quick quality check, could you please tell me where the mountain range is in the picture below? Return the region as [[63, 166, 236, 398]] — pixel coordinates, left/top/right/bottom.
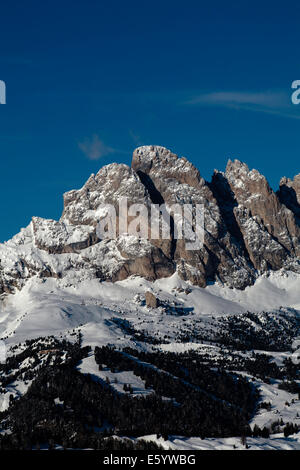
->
[[0, 145, 299, 451], [1, 145, 300, 297]]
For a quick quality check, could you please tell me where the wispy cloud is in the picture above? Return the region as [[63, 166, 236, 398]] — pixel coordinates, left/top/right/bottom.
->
[[185, 90, 300, 120], [78, 134, 115, 160], [187, 91, 287, 107]]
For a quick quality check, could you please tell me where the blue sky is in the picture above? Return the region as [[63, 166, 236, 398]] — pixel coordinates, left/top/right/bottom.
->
[[0, 0, 300, 241]]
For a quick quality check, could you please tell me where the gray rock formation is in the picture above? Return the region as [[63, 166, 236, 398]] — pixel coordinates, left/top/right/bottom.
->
[[1, 145, 300, 296], [145, 291, 159, 308]]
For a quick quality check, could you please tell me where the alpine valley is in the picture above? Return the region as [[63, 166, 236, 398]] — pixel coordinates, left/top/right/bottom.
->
[[0, 145, 299, 451]]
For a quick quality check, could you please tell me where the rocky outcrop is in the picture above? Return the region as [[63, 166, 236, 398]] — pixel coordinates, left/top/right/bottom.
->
[[225, 160, 300, 257], [32, 217, 98, 254], [145, 291, 159, 308], [1, 145, 300, 296], [61, 163, 151, 227], [132, 146, 255, 288], [278, 174, 300, 220]]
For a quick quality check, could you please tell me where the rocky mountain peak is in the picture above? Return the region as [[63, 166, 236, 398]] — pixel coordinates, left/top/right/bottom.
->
[[61, 163, 150, 226], [1, 145, 300, 297], [132, 145, 204, 189], [225, 159, 300, 259], [279, 173, 300, 201], [278, 173, 300, 219], [225, 159, 271, 200], [226, 158, 250, 173]]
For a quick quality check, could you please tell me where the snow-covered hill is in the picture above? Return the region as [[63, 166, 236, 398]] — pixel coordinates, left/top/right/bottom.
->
[[0, 270, 299, 450], [1, 270, 300, 345]]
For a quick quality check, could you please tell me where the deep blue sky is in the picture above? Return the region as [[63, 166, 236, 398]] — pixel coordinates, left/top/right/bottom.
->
[[1, 0, 300, 241]]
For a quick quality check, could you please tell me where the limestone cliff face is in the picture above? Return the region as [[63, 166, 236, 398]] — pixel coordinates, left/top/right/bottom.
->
[[132, 146, 255, 288], [225, 160, 300, 258], [1, 145, 300, 295], [278, 174, 300, 220]]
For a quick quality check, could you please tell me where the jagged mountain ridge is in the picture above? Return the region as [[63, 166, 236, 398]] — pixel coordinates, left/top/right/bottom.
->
[[1, 144, 300, 295]]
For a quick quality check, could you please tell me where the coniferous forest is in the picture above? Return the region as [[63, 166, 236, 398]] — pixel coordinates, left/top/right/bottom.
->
[[1, 332, 298, 450]]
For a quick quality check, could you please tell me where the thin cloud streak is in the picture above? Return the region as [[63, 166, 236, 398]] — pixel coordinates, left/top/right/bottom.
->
[[187, 91, 288, 107], [185, 90, 300, 120], [228, 103, 300, 120]]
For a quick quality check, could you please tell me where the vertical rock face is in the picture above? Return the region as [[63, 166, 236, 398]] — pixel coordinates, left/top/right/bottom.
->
[[278, 174, 300, 220], [1, 144, 300, 296], [132, 146, 255, 288], [60, 162, 175, 281], [224, 160, 300, 257], [232, 206, 287, 271]]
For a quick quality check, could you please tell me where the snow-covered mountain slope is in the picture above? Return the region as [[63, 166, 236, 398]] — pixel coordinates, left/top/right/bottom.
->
[[133, 432, 300, 450], [0, 145, 300, 450], [1, 270, 300, 346], [0, 270, 299, 449]]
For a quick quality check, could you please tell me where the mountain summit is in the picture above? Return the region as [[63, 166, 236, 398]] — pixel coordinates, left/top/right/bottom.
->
[[1, 145, 300, 296]]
